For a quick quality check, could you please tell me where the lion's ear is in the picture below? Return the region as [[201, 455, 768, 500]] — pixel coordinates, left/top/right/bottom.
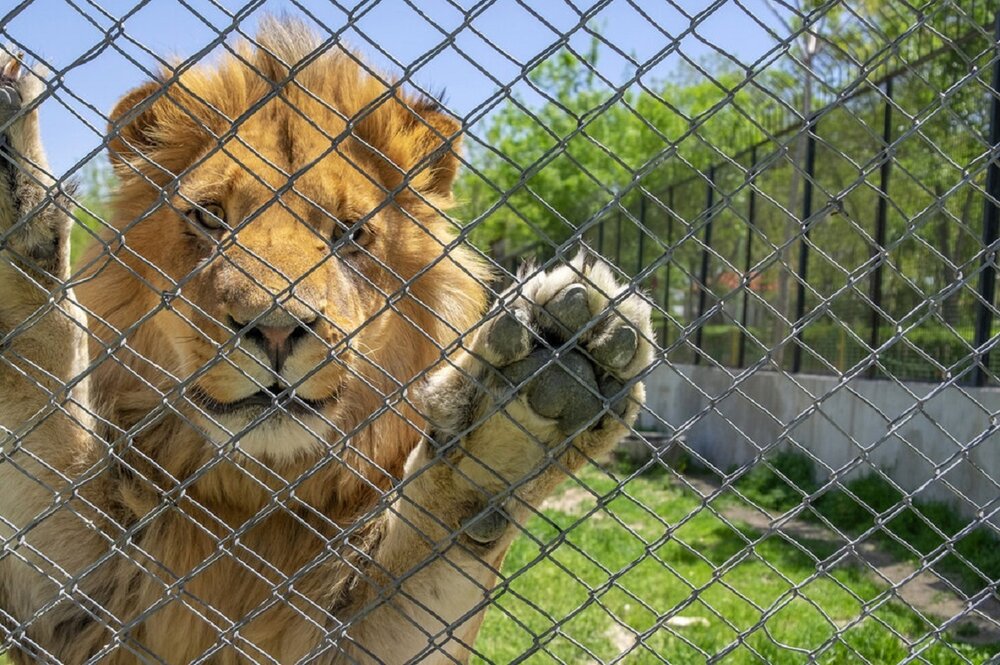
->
[[410, 105, 462, 198], [107, 80, 164, 167]]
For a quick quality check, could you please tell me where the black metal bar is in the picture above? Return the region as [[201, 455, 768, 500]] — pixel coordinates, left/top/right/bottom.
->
[[694, 167, 716, 365], [663, 187, 674, 347], [791, 121, 818, 374], [615, 209, 623, 267], [597, 215, 605, 255], [738, 148, 757, 368], [637, 194, 646, 276], [973, 11, 1000, 387], [655, 22, 989, 195], [868, 77, 894, 379]]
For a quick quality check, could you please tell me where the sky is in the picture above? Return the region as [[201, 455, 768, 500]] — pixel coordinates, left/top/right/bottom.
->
[[1, 0, 793, 178]]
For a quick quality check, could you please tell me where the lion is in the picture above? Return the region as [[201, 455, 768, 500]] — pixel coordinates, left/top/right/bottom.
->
[[0, 18, 652, 664]]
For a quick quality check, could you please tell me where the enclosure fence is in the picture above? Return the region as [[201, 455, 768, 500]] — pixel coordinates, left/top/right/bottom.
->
[[1, 0, 1000, 664]]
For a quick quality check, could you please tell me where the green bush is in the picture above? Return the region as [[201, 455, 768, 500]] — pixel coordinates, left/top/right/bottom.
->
[[735, 450, 819, 511], [810, 473, 900, 531]]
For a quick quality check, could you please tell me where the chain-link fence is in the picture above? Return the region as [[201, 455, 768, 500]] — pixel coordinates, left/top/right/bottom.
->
[[1, 1, 999, 664]]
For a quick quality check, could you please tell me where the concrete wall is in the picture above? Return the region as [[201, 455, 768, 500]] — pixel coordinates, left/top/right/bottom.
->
[[639, 363, 1000, 522]]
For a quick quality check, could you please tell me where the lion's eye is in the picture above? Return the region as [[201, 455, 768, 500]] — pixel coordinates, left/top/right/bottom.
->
[[339, 220, 374, 252], [350, 223, 373, 248], [189, 203, 227, 231]]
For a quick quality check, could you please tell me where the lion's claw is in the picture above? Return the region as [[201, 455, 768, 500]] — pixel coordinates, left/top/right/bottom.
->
[[0, 52, 25, 129]]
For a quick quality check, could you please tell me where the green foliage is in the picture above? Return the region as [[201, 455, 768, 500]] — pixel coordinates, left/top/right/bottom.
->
[[696, 322, 997, 381], [692, 325, 768, 368], [455, 39, 759, 254], [69, 159, 114, 265], [814, 474, 1000, 595], [71, 208, 103, 265]]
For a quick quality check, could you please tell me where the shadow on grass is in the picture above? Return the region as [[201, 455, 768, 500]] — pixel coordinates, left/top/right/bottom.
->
[[730, 452, 1000, 596]]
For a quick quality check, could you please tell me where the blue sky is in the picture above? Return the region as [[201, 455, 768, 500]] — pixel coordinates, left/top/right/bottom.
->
[[2, 0, 790, 177]]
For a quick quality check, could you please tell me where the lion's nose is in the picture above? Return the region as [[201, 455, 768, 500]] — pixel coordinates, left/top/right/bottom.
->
[[248, 325, 307, 373], [229, 316, 316, 373]]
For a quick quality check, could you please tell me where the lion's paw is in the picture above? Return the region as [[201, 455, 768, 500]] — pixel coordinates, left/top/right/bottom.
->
[[0, 51, 66, 277], [423, 254, 653, 472], [415, 254, 653, 545], [480, 257, 653, 440]]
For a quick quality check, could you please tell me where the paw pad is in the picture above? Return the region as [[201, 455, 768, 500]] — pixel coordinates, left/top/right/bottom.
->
[[590, 323, 638, 370], [540, 283, 590, 335], [502, 350, 622, 434], [485, 307, 532, 366]]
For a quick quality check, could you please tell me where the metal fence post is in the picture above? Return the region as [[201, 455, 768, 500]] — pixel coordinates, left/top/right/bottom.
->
[[868, 77, 894, 379], [663, 187, 674, 347], [694, 167, 716, 365], [597, 216, 605, 256], [637, 194, 646, 276], [791, 120, 819, 374], [616, 208, 623, 268], [738, 149, 757, 368], [973, 11, 1000, 387]]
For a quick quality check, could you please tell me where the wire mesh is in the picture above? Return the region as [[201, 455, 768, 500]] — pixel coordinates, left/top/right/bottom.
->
[[1, 1, 999, 664]]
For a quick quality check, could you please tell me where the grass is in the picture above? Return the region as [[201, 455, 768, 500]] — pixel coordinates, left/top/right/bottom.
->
[[3, 464, 996, 665], [733, 452, 1000, 595], [471, 464, 999, 664]]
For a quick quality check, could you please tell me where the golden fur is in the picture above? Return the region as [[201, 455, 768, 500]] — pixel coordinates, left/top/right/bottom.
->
[[0, 19, 652, 664], [81, 18, 488, 521]]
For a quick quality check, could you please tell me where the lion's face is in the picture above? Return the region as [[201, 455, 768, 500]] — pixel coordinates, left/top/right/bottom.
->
[[157, 140, 383, 456], [89, 26, 486, 462]]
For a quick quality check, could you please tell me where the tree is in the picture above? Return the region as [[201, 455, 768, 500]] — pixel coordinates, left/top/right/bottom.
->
[[70, 157, 115, 265]]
